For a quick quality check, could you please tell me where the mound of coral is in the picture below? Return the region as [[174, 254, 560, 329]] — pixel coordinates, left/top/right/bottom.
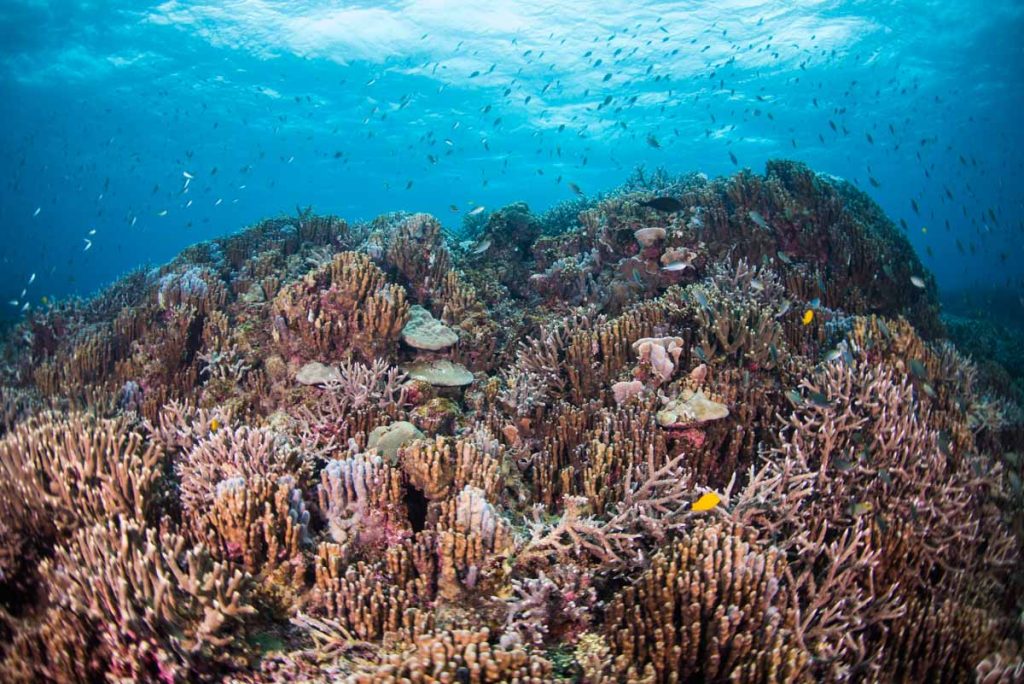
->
[[0, 160, 1021, 682]]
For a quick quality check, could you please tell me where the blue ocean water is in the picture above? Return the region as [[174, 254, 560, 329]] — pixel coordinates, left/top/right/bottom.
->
[[0, 0, 1021, 320]]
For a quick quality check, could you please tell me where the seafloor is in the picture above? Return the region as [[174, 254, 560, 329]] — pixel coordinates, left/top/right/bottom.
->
[[0, 160, 1021, 683]]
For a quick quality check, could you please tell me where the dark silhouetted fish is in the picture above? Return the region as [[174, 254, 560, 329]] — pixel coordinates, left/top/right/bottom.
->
[[640, 197, 685, 213]]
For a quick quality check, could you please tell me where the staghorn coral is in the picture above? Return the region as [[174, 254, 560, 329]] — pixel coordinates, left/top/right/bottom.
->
[[4, 516, 257, 682], [317, 451, 409, 547], [178, 425, 309, 515], [350, 627, 553, 682], [191, 474, 311, 584], [271, 251, 409, 363], [601, 521, 810, 683], [0, 162, 1019, 682], [311, 538, 435, 642], [0, 412, 163, 598]]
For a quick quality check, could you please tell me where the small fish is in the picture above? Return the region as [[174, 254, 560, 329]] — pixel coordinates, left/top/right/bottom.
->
[[467, 206, 486, 216], [28, 273, 35, 285], [215, 198, 223, 206], [808, 390, 830, 407], [32, 207, 41, 217], [938, 431, 952, 457], [472, 240, 492, 255], [824, 348, 842, 362], [661, 261, 692, 272], [768, 344, 779, 364], [921, 383, 936, 398], [876, 318, 892, 339], [802, 309, 814, 325], [910, 276, 926, 289], [568, 182, 584, 196], [850, 501, 874, 516], [157, 209, 168, 217], [776, 250, 792, 265], [693, 290, 711, 310], [748, 210, 769, 229], [646, 133, 661, 148], [209, 418, 221, 432], [20, 302, 29, 312], [691, 492, 721, 512], [693, 346, 707, 361], [908, 358, 927, 379], [7, 300, 18, 307], [83, 238, 92, 251], [640, 196, 685, 213], [183, 171, 194, 180], [785, 389, 803, 405], [750, 278, 765, 292], [808, 298, 820, 309], [776, 299, 792, 318]]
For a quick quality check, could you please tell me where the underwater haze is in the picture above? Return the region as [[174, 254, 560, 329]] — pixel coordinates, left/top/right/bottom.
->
[[6, 3, 1024, 681], [1, 0, 1022, 317]]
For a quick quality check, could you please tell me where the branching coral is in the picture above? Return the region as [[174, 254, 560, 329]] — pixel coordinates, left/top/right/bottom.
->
[[311, 539, 435, 642], [0, 412, 163, 595], [178, 426, 309, 515], [602, 521, 810, 683], [317, 452, 409, 548], [191, 475, 311, 584], [350, 627, 553, 682], [7, 516, 257, 682], [271, 251, 409, 363], [0, 163, 1018, 683]]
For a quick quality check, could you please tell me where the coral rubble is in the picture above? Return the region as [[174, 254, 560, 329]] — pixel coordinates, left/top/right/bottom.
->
[[0, 161, 1021, 682]]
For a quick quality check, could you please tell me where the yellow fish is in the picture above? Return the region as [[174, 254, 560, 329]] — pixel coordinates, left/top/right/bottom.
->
[[210, 418, 221, 432], [691, 492, 721, 512], [802, 309, 814, 325]]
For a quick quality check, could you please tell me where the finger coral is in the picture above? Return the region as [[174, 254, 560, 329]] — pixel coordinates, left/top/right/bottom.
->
[[0, 162, 1020, 682]]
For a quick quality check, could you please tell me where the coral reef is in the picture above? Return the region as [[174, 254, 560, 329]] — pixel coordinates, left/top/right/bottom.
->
[[0, 161, 1020, 682]]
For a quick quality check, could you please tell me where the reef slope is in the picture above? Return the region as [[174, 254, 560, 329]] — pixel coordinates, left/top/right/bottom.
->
[[0, 161, 1021, 682]]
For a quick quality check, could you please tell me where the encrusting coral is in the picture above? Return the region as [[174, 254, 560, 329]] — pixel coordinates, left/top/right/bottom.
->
[[0, 160, 1021, 682]]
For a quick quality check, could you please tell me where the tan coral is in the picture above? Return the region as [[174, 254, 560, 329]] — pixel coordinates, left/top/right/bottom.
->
[[402, 305, 459, 351], [271, 251, 409, 362], [436, 486, 515, 599], [191, 475, 310, 583], [656, 388, 729, 427], [39, 516, 257, 679], [350, 627, 553, 682], [311, 539, 435, 641], [602, 522, 810, 683]]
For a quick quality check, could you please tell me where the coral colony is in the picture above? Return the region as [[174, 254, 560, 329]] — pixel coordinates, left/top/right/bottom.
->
[[1, 161, 1022, 682]]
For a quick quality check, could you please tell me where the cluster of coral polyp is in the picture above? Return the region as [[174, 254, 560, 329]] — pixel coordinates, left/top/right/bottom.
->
[[1, 161, 1022, 682]]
